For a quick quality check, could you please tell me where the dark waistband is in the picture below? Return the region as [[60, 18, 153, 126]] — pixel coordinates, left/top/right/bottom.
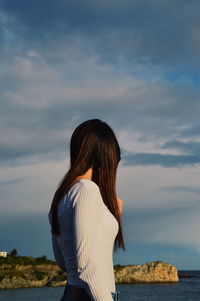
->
[[65, 284, 119, 300]]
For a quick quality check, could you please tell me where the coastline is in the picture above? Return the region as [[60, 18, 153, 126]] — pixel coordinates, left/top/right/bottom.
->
[[0, 256, 179, 290]]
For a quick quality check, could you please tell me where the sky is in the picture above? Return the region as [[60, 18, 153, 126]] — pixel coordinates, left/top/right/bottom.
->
[[0, 0, 200, 270]]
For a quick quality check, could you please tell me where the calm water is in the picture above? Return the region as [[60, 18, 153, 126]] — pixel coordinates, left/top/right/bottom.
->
[[0, 271, 200, 301]]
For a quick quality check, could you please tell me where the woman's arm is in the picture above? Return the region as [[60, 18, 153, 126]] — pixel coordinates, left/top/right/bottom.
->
[[51, 234, 66, 272], [72, 182, 113, 301], [48, 212, 66, 272]]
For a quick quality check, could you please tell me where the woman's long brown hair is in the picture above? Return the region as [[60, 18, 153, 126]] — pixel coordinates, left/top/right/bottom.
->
[[49, 119, 125, 252]]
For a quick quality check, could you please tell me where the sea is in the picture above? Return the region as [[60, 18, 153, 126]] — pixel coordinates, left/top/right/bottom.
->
[[0, 271, 200, 301]]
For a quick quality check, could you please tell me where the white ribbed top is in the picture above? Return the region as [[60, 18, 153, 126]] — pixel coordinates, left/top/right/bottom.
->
[[48, 179, 119, 301]]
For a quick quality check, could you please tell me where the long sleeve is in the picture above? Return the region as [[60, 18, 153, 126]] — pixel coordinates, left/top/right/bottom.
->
[[72, 183, 113, 301], [48, 211, 66, 272], [51, 234, 66, 272]]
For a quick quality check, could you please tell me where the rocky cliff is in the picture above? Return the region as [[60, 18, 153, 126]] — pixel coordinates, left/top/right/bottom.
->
[[114, 261, 179, 283]]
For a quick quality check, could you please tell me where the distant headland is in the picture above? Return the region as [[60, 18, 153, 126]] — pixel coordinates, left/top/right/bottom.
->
[[0, 249, 179, 290]]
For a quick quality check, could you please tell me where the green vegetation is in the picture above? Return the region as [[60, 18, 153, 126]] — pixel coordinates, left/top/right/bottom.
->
[[53, 273, 67, 282], [0, 253, 55, 266], [0, 251, 61, 289], [0, 269, 26, 279], [114, 264, 124, 271], [10, 249, 18, 257], [35, 271, 47, 280]]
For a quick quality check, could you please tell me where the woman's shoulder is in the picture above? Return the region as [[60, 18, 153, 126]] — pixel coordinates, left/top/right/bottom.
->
[[70, 179, 102, 209], [69, 179, 100, 200]]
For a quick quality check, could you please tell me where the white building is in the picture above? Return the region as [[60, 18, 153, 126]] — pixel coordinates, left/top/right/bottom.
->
[[0, 251, 7, 257]]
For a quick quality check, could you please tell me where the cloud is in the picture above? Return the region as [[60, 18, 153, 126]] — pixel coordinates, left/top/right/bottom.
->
[[122, 151, 200, 167], [114, 197, 200, 268], [0, 177, 28, 186], [162, 140, 200, 154], [0, 48, 200, 167], [1, 0, 200, 73], [1, 0, 200, 168], [160, 185, 200, 194], [179, 123, 200, 137]]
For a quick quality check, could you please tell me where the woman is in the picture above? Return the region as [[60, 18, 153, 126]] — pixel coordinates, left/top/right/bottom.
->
[[48, 119, 125, 301]]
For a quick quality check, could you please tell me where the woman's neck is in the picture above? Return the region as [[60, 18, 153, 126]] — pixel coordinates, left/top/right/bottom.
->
[[74, 168, 93, 182]]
